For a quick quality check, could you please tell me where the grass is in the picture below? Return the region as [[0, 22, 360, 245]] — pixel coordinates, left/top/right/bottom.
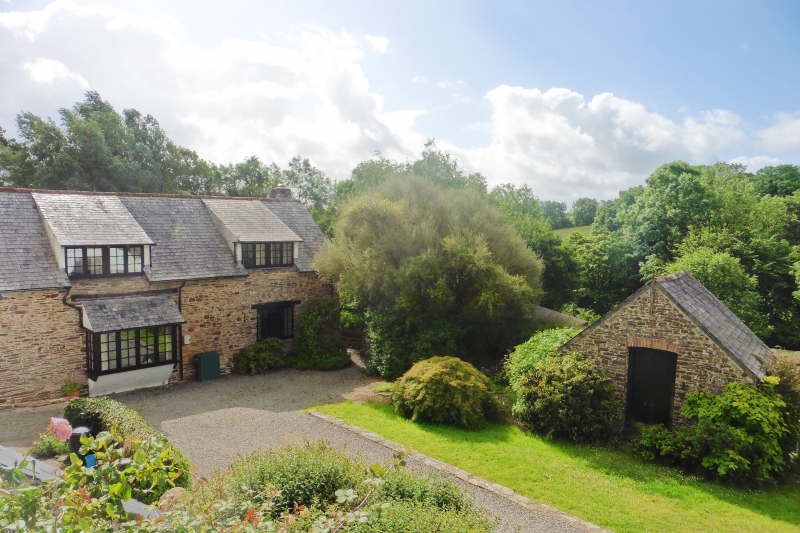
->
[[553, 225, 592, 239], [314, 401, 800, 533]]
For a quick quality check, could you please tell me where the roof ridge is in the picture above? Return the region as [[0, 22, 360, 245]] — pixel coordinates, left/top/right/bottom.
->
[[653, 270, 689, 283], [0, 187, 299, 203]]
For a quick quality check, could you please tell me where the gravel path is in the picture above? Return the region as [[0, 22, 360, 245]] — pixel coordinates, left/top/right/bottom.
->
[[0, 362, 590, 533]]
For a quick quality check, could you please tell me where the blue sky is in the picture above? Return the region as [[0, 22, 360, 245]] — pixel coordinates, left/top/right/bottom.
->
[[1, 0, 799, 201]]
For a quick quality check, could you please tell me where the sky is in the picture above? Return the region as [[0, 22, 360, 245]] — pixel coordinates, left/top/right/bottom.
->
[[1, 1, 799, 201]]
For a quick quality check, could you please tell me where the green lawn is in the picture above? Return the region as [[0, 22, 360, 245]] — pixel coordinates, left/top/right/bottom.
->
[[553, 225, 592, 239], [314, 402, 800, 533]]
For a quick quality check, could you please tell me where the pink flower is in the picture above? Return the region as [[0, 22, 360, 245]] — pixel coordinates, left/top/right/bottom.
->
[[50, 417, 73, 441]]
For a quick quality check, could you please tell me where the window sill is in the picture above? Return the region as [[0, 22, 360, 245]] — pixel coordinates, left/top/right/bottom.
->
[[87, 359, 176, 380], [87, 364, 176, 397]]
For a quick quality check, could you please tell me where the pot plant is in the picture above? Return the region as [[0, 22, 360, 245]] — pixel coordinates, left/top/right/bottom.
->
[[61, 379, 82, 399]]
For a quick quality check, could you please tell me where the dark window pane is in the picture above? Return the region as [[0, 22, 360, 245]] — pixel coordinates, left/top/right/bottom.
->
[[86, 247, 103, 275], [242, 243, 254, 268], [270, 243, 279, 266], [100, 333, 117, 371], [140, 329, 155, 365], [283, 306, 294, 337], [120, 329, 136, 367], [67, 248, 84, 275], [258, 304, 294, 340], [128, 246, 143, 273], [158, 327, 173, 362], [86, 334, 94, 371], [110, 247, 126, 274]]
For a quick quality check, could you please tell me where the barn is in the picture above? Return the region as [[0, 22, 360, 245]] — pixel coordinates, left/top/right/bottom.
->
[[562, 270, 774, 427]]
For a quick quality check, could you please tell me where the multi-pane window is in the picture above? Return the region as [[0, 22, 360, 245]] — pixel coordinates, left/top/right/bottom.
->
[[242, 242, 294, 268], [66, 246, 144, 277], [86, 326, 176, 375], [257, 303, 295, 340]]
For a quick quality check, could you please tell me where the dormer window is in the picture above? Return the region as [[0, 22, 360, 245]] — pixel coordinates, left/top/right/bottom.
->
[[66, 245, 144, 277], [242, 242, 294, 268]]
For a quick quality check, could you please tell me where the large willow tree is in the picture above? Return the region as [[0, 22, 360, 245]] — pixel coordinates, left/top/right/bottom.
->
[[315, 175, 544, 379]]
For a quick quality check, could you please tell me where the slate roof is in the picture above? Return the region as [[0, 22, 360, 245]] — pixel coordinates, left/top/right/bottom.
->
[[563, 270, 772, 380], [263, 201, 326, 272], [0, 193, 70, 291], [656, 271, 772, 379], [32, 193, 153, 246], [202, 199, 301, 243], [82, 294, 185, 333], [120, 196, 245, 282], [0, 189, 325, 289]]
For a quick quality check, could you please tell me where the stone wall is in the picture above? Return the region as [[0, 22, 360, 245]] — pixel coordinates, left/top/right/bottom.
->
[[567, 285, 752, 424], [0, 269, 332, 404], [180, 268, 333, 379], [0, 289, 84, 404]]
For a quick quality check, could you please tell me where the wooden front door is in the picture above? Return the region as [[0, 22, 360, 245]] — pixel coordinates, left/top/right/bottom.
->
[[627, 348, 678, 427]]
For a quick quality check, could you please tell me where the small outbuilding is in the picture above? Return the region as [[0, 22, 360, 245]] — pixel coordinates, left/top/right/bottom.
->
[[562, 270, 773, 428]]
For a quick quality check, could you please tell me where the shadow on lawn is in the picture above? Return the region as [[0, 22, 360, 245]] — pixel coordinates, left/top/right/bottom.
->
[[353, 402, 800, 528]]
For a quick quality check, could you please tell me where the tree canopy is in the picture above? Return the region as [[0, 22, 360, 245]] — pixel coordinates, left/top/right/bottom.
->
[[315, 175, 543, 379]]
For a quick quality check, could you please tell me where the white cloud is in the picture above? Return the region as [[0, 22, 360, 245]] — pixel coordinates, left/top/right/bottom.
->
[[729, 155, 782, 172], [0, 2, 793, 202], [363, 34, 389, 53], [23, 57, 88, 87], [443, 86, 746, 200], [0, 2, 420, 179], [760, 112, 800, 152]]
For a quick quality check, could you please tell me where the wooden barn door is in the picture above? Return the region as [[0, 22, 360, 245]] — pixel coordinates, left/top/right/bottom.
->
[[627, 348, 678, 427]]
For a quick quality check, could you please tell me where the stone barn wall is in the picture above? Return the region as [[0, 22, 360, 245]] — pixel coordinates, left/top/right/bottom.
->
[[567, 285, 753, 424], [0, 270, 333, 405]]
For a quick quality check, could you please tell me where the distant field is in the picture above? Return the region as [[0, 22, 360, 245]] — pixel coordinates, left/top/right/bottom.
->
[[553, 225, 592, 238]]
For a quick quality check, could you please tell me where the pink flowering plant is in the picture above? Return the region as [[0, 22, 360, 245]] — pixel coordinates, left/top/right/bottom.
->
[[51, 417, 74, 441]]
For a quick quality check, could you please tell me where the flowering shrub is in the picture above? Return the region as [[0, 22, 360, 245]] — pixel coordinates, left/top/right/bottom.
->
[[63, 396, 192, 493], [1, 425, 191, 530]]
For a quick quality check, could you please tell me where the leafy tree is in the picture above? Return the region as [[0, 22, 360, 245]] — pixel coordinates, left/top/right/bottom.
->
[[1, 92, 214, 193], [540, 200, 571, 229], [315, 175, 543, 379], [593, 185, 644, 233], [488, 184, 578, 309], [282, 155, 335, 212], [562, 231, 640, 313], [571, 197, 598, 226], [649, 247, 771, 338], [751, 164, 800, 197]]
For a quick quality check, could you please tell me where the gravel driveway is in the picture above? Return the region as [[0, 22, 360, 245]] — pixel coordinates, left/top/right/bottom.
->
[[0, 362, 586, 533]]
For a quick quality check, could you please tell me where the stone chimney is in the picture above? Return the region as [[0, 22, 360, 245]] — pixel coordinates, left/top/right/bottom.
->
[[270, 184, 293, 201]]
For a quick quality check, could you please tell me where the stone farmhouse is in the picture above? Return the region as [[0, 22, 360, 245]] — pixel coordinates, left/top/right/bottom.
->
[[0, 186, 332, 405], [563, 270, 774, 428]]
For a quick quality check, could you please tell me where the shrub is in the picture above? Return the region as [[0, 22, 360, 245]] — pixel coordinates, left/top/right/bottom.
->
[[509, 351, 622, 443], [503, 326, 581, 386], [632, 377, 796, 485], [377, 470, 472, 511], [232, 337, 285, 375], [228, 442, 367, 517], [29, 435, 69, 459], [392, 356, 500, 430], [292, 299, 350, 371], [60, 379, 82, 397], [769, 358, 800, 458], [63, 397, 192, 496], [345, 500, 496, 533]]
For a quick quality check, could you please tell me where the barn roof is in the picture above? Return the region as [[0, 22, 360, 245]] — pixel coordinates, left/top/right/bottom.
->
[[563, 270, 772, 380]]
